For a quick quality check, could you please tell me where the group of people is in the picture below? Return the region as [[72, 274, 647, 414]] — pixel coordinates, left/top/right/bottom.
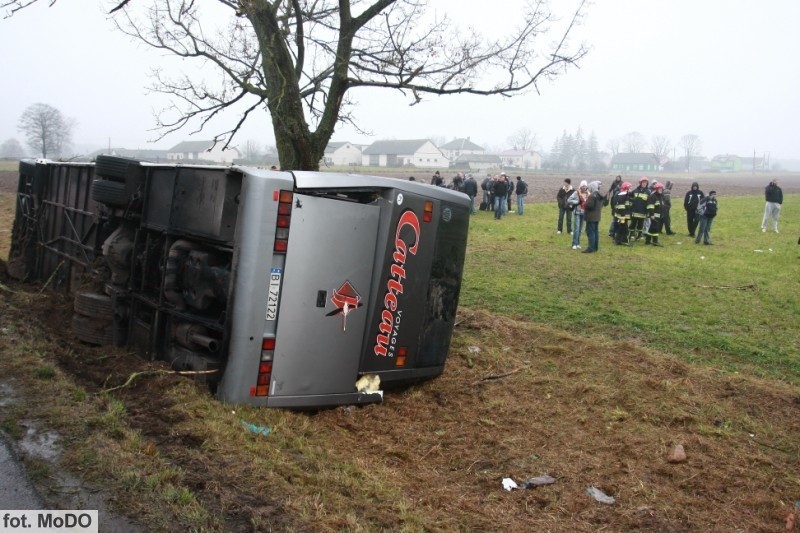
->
[[479, 173, 529, 219], [409, 171, 530, 219], [413, 171, 787, 252], [556, 176, 721, 252]]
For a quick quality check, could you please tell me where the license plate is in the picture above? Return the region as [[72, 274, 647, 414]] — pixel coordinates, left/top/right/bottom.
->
[[266, 268, 282, 320]]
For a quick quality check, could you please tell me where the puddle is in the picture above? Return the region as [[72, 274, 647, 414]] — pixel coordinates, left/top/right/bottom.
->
[[0, 382, 17, 407], [20, 421, 62, 461]]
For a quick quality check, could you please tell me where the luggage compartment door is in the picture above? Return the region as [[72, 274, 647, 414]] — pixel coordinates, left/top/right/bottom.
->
[[270, 194, 379, 397]]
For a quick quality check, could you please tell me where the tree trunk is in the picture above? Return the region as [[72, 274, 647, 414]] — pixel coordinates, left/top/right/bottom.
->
[[272, 115, 324, 171]]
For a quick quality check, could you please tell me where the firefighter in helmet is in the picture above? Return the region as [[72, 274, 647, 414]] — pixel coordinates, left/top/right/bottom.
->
[[645, 182, 666, 247], [629, 177, 650, 241], [611, 182, 633, 245]]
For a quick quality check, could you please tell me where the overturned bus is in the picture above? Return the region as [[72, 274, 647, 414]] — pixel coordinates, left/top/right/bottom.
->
[[6, 157, 470, 408]]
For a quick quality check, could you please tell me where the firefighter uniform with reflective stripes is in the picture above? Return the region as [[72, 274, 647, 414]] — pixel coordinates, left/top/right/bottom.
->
[[645, 188, 665, 246], [629, 183, 650, 240], [611, 189, 632, 245]]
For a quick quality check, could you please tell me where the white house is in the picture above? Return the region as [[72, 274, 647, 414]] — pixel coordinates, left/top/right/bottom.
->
[[167, 140, 239, 164], [498, 149, 542, 170], [322, 141, 363, 167], [361, 139, 449, 168], [451, 153, 502, 172], [439, 138, 485, 161]]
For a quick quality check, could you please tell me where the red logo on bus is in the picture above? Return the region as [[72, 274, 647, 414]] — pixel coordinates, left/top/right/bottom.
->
[[373, 210, 421, 356], [327, 281, 362, 332]]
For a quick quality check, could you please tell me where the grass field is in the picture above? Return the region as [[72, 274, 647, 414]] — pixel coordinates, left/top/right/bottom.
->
[[462, 195, 800, 383]]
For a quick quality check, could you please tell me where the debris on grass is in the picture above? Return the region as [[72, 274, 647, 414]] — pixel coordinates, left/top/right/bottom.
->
[[241, 420, 272, 436], [667, 444, 687, 463], [586, 486, 616, 505], [502, 475, 557, 491]]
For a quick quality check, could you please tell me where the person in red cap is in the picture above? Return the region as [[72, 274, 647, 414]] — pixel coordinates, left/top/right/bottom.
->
[[629, 177, 650, 242]]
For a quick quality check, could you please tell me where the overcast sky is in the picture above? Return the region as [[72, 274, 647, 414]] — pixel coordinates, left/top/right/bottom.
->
[[1, 0, 799, 160]]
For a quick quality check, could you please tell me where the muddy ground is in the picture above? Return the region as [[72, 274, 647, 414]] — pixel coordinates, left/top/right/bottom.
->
[[1, 166, 800, 530]]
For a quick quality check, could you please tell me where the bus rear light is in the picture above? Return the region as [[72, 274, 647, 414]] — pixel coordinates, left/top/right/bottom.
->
[[253, 337, 275, 396], [273, 239, 288, 253], [395, 346, 408, 367], [279, 190, 293, 203], [423, 201, 433, 223], [274, 190, 293, 254]]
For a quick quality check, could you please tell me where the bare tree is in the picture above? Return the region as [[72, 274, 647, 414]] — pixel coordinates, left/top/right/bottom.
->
[[650, 135, 672, 161], [17, 103, 73, 158], [605, 137, 621, 157], [428, 135, 448, 149], [8, 0, 588, 170], [506, 127, 538, 151], [678, 134, 702, 170], [2, 0, 130, 17], [0, 138, 27, 158], [241, 139, 263, 161], [622, 131, 646, 153]]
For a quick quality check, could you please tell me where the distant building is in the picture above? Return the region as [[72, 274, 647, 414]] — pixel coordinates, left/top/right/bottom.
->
[[498, 149, 542, 170], [711, 154, 767, 172], [610, 153, 661, 172], [450, 153, 502, 172], [167, 140, 239, 164], [361, 139, 449, 168], [323, 141, 363, 167], [439, 138, 485, 161]]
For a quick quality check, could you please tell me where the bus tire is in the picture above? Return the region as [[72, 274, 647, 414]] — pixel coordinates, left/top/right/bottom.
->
[[91, 180, 129, 207], [94, 155, 139, 181], [74, 292, 113, 318], [71, 313, 114, 346]]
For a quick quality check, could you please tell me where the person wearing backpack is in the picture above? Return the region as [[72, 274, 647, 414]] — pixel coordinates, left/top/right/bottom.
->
[[515, 176, 529, 215], [683, 182, 705, 237], [695, 190, 718, 245]]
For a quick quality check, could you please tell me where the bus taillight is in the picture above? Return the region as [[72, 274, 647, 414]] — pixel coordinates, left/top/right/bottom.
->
[[274, 191, 293, 253], [253, 337, 275, 396]]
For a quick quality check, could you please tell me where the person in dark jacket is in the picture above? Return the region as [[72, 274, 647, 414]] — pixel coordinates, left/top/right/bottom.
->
[[695, 190, 718, 245], [644, 182, 665, 247], [761, 178, 783, 233], [582, 181, 604, 253], [504, 174, 513, 213], [462, 173, 478, 214], [515, 176, 528, 215], [662, 180, 676, 235], [480, 174, 492, 211], [684, 182, 705, 237], [607, 175, 623, 237], [556, 178, 574, 234], [629, 177, 650, 242], [492, 175, 509, 220]]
